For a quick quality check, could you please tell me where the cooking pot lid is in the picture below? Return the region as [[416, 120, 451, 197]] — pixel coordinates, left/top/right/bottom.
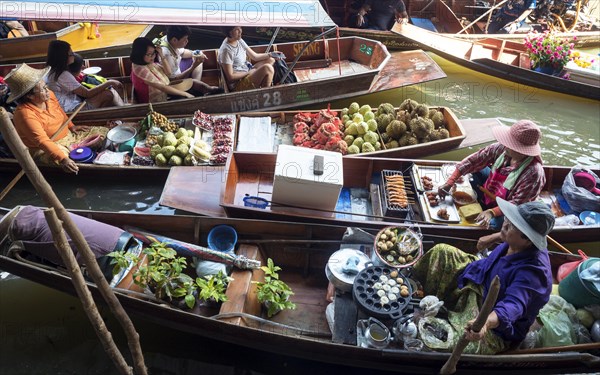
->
[[107, 125, 136, 144], [326, 248, 370, 287], [69, 147, 94, 161]]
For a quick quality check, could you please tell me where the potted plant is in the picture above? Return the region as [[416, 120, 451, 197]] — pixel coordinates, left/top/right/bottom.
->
[[109, 242, 234, 310], [195, 271, 232, 305], [524, 31, 574, 76], [254, 258, 296, 318]]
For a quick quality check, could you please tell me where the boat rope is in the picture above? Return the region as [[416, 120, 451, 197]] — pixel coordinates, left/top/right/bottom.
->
[[211, 312, 333, 338]]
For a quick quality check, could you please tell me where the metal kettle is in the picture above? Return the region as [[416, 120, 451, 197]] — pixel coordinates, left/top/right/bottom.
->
[[356, 317, 391, 349]]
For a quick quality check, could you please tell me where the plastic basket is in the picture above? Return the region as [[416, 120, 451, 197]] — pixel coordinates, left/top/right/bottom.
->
[[243, 196, 269, 209]]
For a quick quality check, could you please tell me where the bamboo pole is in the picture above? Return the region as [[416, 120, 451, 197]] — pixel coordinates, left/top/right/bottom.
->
[[0, 100, 86, 202], [440, 275, 501, 374], [0, 108, 148, 375], [456, 0, 509, 35], [43, 208, 132, 374]]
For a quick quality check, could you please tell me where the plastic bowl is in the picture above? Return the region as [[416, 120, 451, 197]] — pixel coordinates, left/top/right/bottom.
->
[[579, 211, 599, 226], [207, 225, 238, 253]]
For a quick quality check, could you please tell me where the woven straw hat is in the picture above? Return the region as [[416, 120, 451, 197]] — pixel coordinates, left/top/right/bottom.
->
[[168, 78, 193, 92], [492, 120, 542, 156], [5, 64, 50, 103]]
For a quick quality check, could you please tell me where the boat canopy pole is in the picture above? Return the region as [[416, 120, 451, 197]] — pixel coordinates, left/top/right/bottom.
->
[[278, 26, 338, 85], [456, 0, 509, 34], [265, 27, 281, 53]]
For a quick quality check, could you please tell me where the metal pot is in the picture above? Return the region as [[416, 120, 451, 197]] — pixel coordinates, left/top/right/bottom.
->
[[325, 248, 369, 293]]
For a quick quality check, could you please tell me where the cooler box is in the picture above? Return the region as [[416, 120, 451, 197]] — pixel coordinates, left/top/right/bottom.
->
[[272, 145, 343, 215]]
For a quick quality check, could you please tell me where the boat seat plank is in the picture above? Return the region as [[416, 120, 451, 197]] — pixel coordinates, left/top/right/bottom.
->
[[159, 166, 226, 216], [459, 118, 500, 148], [294, 60, 369, 81], [332, 291, 358, 344], [219, 244, 262, 326]]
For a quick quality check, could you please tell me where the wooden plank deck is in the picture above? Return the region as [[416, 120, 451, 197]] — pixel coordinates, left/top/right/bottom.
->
[[459, 118, 500, 148]]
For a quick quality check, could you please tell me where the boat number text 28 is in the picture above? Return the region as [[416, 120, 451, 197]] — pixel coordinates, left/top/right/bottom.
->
[[359, 44, 373, 56], [263, 91, 282, 106]]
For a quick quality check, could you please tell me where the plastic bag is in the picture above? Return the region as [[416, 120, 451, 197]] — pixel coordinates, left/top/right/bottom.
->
[[557, 249, 588, 282], [418, 316, 456, 350], [537, 295, 577, 347], [562, 166, 600, 214]]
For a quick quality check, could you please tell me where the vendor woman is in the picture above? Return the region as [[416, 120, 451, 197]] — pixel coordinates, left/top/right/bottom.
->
[[413, 199, 554, 354], [438, 120, 545, 230], [5, 64, 107, 173]]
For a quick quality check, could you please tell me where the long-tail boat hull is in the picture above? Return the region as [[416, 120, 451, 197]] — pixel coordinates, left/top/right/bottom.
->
[[0, 208, 598, 373], [158, 153, 600, 243]]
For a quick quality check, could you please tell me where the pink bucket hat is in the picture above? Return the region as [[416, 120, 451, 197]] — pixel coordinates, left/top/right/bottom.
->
[[492, 120, 542, 156]]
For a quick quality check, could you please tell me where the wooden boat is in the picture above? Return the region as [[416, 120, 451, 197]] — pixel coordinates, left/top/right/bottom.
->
[[390, 23, 600, 100], [159, 153, 600, 243], [1, 103, 502, 180], [0, 207, 598, 373], [0, 21, 153, 63], [64, 37, 446, 122]]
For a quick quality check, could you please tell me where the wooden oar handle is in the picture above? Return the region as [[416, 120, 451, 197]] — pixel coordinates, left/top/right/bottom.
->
[[440, 276, 501, 374]]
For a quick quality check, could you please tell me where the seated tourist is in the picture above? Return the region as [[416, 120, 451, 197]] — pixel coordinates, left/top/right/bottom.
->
[[130, 37, 220, 103], [412, 199, 554, 354], [157, 25, 221, 94], [218, 26, 283, 92], [46, 40, 124, 112], [5, 64, 108, 173]]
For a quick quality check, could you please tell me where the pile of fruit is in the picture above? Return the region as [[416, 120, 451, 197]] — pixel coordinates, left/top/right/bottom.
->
[[149, 127, 195, 166], [291, 106, 348, 154], [376, 99, 450, 149], [189, 112, 234, 165], [149, 111, 178, 132]]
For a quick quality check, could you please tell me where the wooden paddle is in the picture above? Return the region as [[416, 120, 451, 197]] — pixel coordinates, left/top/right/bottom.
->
[[440, 275, 501, 374], [477, 185, 574, 254], [0, 101, 86, 202]]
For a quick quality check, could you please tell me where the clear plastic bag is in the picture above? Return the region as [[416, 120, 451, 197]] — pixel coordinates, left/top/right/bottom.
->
[[537, 296, 577, 347], [562, 166, 600, 214]]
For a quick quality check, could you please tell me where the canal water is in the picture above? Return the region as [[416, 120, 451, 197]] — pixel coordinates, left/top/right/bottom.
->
[[1, 35, 599, 373]]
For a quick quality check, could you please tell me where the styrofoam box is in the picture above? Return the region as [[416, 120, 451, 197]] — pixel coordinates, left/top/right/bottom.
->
[[565, 60, 600, 86], [272, 145, 343, 214]]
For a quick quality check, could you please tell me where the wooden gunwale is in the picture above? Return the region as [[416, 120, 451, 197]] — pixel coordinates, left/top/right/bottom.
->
[[0, 208, 598, 372]]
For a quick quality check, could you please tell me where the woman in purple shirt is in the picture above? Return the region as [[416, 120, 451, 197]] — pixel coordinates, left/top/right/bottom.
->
[[413, 198, 554, 354]]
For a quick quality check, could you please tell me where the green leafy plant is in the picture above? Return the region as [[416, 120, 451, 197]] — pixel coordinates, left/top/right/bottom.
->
[[109, 242, 233, 310], [253, 258, 296, 318], [107, 250, 140, 276], [195, 271, 232, 304]]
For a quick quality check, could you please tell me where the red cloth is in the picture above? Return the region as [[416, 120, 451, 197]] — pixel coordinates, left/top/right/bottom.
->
[[131, 71, 150, 104]]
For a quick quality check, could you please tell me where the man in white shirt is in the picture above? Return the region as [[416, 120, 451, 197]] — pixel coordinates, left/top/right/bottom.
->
[[158, 25, 206, 81]]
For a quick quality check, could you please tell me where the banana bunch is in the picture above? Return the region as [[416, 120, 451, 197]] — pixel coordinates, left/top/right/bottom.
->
[[191, 139, 211, 161]]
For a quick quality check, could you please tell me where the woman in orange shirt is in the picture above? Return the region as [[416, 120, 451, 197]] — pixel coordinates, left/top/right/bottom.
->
[[5, 64, 107, 173]]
